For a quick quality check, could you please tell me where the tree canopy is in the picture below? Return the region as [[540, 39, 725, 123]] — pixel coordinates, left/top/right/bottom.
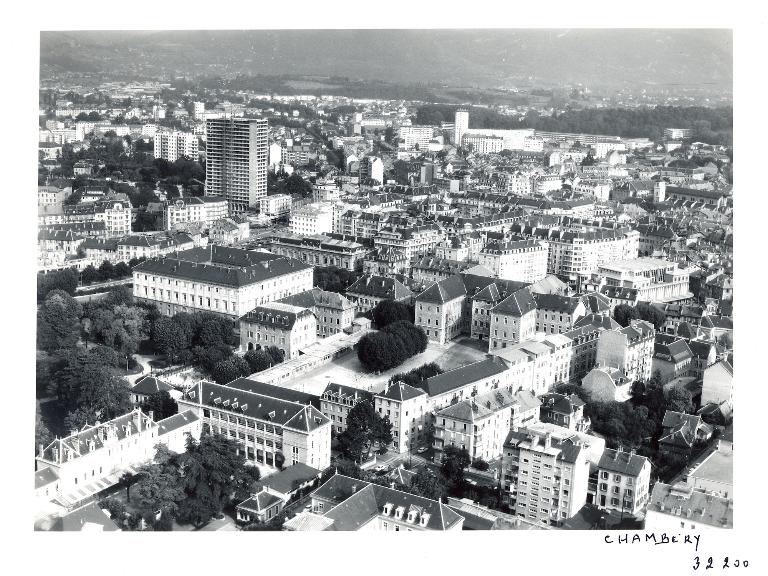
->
[[357, 320, 428, 372]]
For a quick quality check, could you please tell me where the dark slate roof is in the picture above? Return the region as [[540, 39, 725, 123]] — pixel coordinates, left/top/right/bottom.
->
[[131, 376, 173, 396], [581, 293, 612, 314], [539, 392, 585, 414], [416, 274, 467, 304], [240, 303, 314, 330], [492, 288, 537, 317], [424, 356, 509, 397], [532, 293, 582, 315], [318, 477, 463, 531], [237, 491, 284, 512], [654, 339, 694, 364], [226, 378, 318, 406], [279, 287, 354, 311], [188, 381, 329, 431], [597, 448, 650, 477], [688, 339, 714, 360], [660, 411, 704, 449], [377, 382, 426, 402], [346, 275, 413, 300], [600, 286, 639, 301], [503, 429, 583, 464], [573, 313, 620, 331], [133, 246, 310, 288], [701, 315, 733, 330], [256, 463, 321, 495]]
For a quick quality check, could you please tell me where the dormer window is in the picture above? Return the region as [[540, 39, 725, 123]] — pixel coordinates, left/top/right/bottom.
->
[[383, 503, 393, 516], [395, 506, 404, 520], [407, 510, 417, 523], [420, 513, 430, 527]]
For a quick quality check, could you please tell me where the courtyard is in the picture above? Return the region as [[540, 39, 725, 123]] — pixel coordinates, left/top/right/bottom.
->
[[284, 336, 490, 396]]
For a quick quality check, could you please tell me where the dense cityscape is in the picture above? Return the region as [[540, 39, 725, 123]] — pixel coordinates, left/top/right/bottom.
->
[[35, 30, 733, 534]]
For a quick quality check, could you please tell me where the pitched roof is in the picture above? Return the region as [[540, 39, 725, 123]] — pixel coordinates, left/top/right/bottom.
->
[[539, 392, 585, 414], [416, 274, 467, 304], [131, 375, 173, 396], [59, 502, 121, 532], [256, 463, 321, 495], [133, 246, 311, 288], [346, 275, 413, 300], [597, 448, 650, 477], [492, 288, 537, 317], [573, 313, 620, 330], [318, 476, 464, 531], [533, 293, 582, 315], [188, 381, 330, 431], [240, 302, 314, 330], [376, 382, 426, 402], [279, 287, 355, 311], [227, 378, 318, 405], [237, 490, 284, 513], [424, 356, 510, 397], [654, 339, 694, 364], [648, 482, 732, 528], [436, 387, 519, 422], [156, 410, 200, 436]]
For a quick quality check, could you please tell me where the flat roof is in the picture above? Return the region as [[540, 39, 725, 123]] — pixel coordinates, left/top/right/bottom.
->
[[688, 446, 733, 487], [599, 257, 677, 273]]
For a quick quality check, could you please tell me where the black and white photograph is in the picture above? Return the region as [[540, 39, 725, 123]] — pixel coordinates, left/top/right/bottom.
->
[[9, 2, 762, 574]]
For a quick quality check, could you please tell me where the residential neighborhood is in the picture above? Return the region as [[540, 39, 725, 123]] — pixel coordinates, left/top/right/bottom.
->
[[34, 28, 735, 538]]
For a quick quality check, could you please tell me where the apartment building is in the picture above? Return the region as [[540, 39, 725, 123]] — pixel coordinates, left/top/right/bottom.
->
[[500, 429, 590, 527], [593, 258, 691, 303], [290, 203, 334, 235], [538, 393, 589, 432], [38, 185, 72, 206], [279, 287, 356, 338], [374, 383, 429, 454], [433, 388, 539, 463], [154, 129, 199, 162], [117, 233, 194, 262], [240, 302, 317, 360], [488, 288, 538, 351], [462, 134, 504, 154], [493, 336, 573, 396], [478, 239, 548, 283], [205, 118, 269, 214], [132, 246, 313, 320], [260, 194, 292, 220], [415, 275, 467, 345], [270, 233, 369, 271], [63, 195, 132, 237], [532, 293, 588, 335], [596, 320, 655, 382], [564, 315, 619, 383], [399, 125, 435, 151], [590, 447, 651, 516], [209, 215, 250, 246], [701, 360, 733, 407], [178, 381, 332, 471], [163, 196, 229, 231], [513, 226, 639, 283], [320, 384, 373, 434], [374, 224, 443, 260]]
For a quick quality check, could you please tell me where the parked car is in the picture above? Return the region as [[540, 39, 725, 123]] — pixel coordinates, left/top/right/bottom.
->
[[374, 464, 388, 474], [416, 446, 428, 454]]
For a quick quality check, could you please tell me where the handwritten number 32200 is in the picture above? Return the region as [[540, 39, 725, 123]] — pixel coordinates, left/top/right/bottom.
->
[[693, 557, 749, 570]]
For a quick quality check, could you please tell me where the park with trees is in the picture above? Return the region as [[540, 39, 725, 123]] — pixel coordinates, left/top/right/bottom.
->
[[356, 320, 428, 372], [102, 434, 260, 531]]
